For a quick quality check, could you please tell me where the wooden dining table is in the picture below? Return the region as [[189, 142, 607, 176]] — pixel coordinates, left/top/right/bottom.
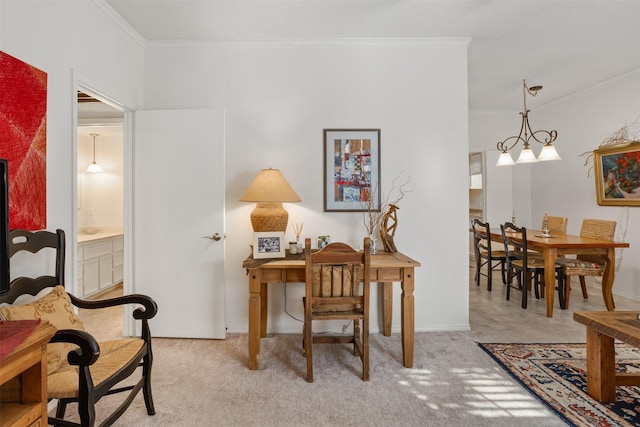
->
[[488, 228, 629, 317]]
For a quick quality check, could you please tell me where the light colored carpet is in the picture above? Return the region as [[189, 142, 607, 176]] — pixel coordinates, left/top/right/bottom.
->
[[57, 332, 568, 426], [62, 266, 639, 426]]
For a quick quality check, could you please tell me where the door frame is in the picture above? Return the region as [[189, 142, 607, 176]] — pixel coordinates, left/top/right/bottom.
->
[[73, 71, 135, 334]]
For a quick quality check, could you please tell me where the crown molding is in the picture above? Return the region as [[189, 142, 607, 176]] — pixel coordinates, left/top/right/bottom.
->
[[93, 0, 146, 48], [146, 37, 471, 48]]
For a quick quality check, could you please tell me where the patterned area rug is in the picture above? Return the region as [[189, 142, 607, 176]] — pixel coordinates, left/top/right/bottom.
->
[[479, 342, 640, 426]]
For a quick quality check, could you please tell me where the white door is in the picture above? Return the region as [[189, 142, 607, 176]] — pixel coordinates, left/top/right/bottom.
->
[[133, 109, 225, 338]]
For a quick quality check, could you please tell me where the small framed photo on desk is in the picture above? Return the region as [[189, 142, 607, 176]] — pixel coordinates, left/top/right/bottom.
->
[[253, 232, 286, 259], [317, 234, 331, 249]]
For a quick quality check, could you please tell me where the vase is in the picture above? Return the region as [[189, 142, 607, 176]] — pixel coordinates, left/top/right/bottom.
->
[[368, 234, 378, 254]]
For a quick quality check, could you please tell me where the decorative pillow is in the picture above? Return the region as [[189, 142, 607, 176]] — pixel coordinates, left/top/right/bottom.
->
[[0, 285, 87, 373]]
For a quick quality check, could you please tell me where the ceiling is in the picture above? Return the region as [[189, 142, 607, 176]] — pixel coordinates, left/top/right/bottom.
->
[[104, 0, 640, 112]]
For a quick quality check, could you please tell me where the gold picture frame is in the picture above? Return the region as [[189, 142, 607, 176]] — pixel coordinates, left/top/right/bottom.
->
[[594, 143, 640, 206]]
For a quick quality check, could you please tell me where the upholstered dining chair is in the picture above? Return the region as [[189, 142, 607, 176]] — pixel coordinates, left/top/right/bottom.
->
[[500, 222, 565, 309], [0, 229, 157, 427], [471, 219, 508, 291], [555, 219, 617, 308], [303, 237, 371, 383]]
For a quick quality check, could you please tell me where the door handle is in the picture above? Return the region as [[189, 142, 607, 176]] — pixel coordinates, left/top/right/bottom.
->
[[204, 233, 223, 241]]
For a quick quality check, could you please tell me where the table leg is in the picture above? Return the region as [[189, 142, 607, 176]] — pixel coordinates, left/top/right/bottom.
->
[[586, 326, 616, 402], [400, 268, 415, 368], [248, 270, 261, 370], [260, 282, 268, 338], [381, 281, 392, 336], [543, 248, 558, 317], [601, 248, 616, 311]]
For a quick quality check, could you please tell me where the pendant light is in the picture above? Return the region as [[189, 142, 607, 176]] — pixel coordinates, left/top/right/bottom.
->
[[496, 80, 560, 166], [86, 133, 103, 173]]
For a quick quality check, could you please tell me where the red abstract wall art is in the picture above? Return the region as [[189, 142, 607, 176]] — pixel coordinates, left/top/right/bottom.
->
[[0, 51, 47, 230]]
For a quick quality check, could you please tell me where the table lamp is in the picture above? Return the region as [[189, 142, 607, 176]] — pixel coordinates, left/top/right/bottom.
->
[[239, 168, 301, 232]]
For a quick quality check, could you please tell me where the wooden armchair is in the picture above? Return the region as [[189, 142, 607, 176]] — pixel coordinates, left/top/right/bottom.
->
[[0, 229, 157, 427], [303, 237, 370, 382]]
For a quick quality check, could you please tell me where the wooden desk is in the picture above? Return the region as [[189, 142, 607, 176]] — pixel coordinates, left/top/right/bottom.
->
[[573, 311, 640, 402], [489, 229, 629, 317], [0, 321, 56, 427], [243, 251, 421, 370]]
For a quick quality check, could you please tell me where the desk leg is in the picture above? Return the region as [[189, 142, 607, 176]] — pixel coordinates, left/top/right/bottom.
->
[[248, 270, 261, 370], [401, 268, 415, 368], [260, 282, 268, 338], [586, 326, 616, 402], [381, 282, 392, 336], [543, 248, 558, 318], [601, 248, 616, 311]]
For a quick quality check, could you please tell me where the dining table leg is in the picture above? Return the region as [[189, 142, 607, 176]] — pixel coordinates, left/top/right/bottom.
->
[[601, 248, 616, 311], [543, 248, 558, 317], [401, 267, 415, 368]]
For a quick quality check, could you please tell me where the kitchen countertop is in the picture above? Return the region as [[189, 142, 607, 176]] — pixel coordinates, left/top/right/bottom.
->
[[77, 228, 123, 243]]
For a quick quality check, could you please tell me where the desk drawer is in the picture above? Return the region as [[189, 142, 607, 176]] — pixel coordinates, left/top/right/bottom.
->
[[259, 268, 305, 283], [371, 268, 403, 282]]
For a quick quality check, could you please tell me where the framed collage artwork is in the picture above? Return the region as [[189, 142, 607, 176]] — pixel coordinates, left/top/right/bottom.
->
[[323, 129, 381, 212]]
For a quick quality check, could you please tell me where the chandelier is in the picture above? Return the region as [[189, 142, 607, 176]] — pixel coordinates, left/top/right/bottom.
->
[[496, 80, 560, 166]]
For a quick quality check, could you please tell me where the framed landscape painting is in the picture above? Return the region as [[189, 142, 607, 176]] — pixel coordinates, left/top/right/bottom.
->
[[323, 129, 381, 212], [594, 143, 640, 206]]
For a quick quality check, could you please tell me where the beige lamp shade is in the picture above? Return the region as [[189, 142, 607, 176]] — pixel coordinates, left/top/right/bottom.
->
[[239, 168, 301, 232]]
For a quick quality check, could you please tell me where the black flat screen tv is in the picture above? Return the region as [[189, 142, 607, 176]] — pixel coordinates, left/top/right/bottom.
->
[[0, 158, 9, 295]]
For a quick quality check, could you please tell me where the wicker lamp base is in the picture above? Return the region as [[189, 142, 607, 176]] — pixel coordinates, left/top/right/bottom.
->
[[250, 202, 289, 232]]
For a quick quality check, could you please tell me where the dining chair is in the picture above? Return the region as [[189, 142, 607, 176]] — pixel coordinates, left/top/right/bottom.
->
[[303, 237, 371, 382], [471, 219, 508, 291], [528, 215, 568, 293], [555, 219, 616, 308], [543, 215, 568, 235], [500, 222, 565, 309]]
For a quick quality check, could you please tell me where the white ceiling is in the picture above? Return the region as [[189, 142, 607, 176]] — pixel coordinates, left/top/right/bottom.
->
[[103, 0, 640, 111]]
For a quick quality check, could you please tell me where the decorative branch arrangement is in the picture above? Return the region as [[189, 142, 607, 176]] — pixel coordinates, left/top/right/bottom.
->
[[361, 173, 414, 237], [581, 118, 640, 177]]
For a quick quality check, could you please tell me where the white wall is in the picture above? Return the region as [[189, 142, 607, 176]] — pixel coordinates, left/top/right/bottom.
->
[[471, 70, 640, 301], [532, 71, 640, 301], [142, 41, 472, 333], [1, 1, 143, 286], [0, 1, 472, 334]]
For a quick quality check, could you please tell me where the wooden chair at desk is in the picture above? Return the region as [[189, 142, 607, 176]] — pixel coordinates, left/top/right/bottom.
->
[[0, 229, 158, 427], [555, 219, 617, 308], [303, 237, 371, 383]]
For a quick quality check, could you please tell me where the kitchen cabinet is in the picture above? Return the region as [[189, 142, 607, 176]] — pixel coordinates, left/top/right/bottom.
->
[[78, 234, 123, 298]]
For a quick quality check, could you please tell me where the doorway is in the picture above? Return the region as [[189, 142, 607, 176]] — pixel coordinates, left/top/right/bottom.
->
[[76, 89, 125, 300]]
